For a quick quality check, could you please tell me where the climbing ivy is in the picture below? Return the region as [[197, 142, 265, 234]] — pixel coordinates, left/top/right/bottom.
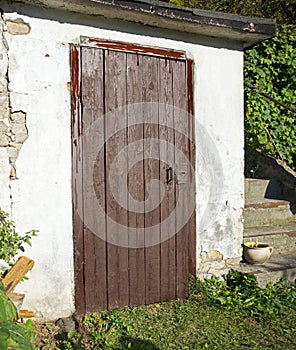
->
[[244, 25, 296, 169]]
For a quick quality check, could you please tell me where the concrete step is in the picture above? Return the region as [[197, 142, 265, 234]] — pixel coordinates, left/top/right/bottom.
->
[[244, 177, 295, 205], [245, 178, 283, 205], [244, 222, 296, 255], [244, 201, 295, 227], [234, 253, 296, 288], [244, 178, 295, 227]]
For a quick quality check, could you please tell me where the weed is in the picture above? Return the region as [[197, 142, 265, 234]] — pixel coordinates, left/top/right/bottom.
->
[[56, 330, 83, 350]]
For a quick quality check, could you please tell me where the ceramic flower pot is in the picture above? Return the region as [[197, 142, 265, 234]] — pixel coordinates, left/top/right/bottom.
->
[[243, 243, 273, 264]]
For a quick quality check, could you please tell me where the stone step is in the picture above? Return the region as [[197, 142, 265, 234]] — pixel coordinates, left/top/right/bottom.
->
[[244, 178, 296, 227], [244, 201, 295, 227], [244, 222, 296, 255], [234, 253, 296, 288], [245, 178, 285, 206]]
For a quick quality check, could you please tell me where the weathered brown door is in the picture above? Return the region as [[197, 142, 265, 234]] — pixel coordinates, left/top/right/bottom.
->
[[71, 39, 195, 315]]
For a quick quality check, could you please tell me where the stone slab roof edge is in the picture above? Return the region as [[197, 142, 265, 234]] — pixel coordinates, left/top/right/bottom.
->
[[10, 0, 276, 48]]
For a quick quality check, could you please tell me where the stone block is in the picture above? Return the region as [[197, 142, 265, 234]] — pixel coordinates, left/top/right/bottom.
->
[[206, 259, 226, 271], [5, 19, 31, 35], [225, 257, 242, 267], [0, 93, 9, 109], [6, 146, 19, 158], [15, 133, 28, 143], [0, 97, 9, 120], [11, 123, 27, 135], [0, 80, 7, 93], [0, 133, 9, 146], [10, 111, 26, 124], [201, 250, 223, 262], [0, 121, 9, 133], [208, 266, 229, 276]]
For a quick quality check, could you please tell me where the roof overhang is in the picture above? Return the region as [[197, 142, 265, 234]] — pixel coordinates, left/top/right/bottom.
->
[[10, 0, 277, 48]]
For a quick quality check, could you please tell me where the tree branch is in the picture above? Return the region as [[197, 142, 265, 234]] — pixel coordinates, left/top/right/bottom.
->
[[245, 82, 296, 114]]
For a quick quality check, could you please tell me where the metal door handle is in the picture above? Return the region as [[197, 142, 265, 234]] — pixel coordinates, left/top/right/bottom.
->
[[166, 167, 173, 184]]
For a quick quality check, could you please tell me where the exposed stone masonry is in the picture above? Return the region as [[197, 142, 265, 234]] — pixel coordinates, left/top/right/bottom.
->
[[0, 15, 30, 183], [197, 250, 242, 279]]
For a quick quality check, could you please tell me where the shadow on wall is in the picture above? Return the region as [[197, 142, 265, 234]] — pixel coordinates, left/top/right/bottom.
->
[[246, 149, 296, 214]]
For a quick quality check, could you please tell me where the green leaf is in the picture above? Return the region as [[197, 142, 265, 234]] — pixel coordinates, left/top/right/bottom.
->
[[0, 293, 18, 323], [0, 322, 35, 350], [67, 330, 76, 340]]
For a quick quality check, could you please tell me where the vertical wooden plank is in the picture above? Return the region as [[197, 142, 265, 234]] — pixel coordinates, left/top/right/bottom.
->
[[142, 55, 161, 305], [158, 58, 176, 302], [70, 45, 85, 315], [172, 59, 189, 299], [105, 50, 129, 309], [81, 47, 107, 311], [126, 53, 146, 306]]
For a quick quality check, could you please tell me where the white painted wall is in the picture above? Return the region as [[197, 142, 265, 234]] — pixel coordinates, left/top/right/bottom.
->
[[1, 4, 244, 319]]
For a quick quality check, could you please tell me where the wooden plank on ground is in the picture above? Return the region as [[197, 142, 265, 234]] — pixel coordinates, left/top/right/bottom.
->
[[2, 256, 34, 294]]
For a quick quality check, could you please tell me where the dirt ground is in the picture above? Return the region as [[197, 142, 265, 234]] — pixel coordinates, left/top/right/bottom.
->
[[33, 317, 92, 349]]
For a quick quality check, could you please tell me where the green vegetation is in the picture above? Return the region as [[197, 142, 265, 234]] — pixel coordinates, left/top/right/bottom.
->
[[244, 25, 296, 169], [39, 273, 296, 349], [0, 209, 38, 267], [170, 1, 296, 170], [0, 210, 38, 349], [0, 281, 35, 350]]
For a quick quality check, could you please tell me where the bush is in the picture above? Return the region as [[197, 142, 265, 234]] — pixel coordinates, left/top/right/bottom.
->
[[0, 209, 38, 266]]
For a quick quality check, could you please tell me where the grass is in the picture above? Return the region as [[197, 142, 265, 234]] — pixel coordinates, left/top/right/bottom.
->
[[36, 273, 296, 350]]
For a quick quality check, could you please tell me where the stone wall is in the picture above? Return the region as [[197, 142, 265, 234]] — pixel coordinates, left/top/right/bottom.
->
[[0, 15, 30, 212]]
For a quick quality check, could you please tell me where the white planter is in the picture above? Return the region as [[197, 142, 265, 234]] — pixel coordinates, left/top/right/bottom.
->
[[243, 243, 273, 264]]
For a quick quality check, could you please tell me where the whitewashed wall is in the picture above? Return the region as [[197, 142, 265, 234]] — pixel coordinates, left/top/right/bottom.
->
[[0, 4, 244, 320]]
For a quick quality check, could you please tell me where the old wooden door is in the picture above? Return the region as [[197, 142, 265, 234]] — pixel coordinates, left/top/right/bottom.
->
[[71, 39, 195, 315]]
